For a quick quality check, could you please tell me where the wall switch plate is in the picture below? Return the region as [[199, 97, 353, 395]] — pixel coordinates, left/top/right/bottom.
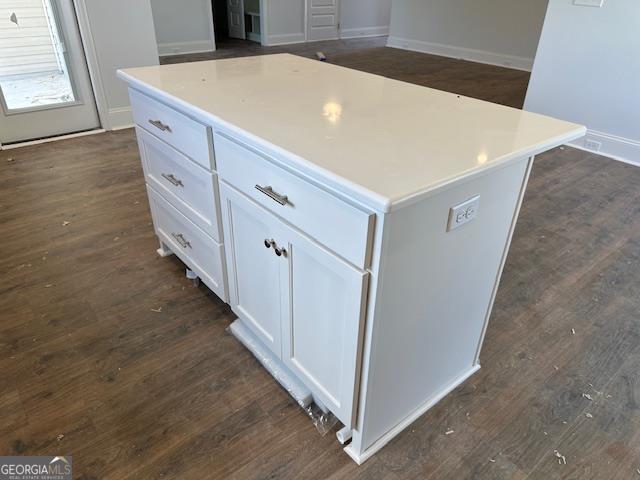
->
[[447, 195, 480, 232], [573, 0, 604, 6], [585, 139, 602, 152]]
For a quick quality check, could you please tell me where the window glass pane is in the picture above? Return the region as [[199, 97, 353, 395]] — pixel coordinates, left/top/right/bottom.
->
[[0, 0, 76, 111]]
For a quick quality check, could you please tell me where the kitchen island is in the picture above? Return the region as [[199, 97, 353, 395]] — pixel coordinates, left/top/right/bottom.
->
[[117, 54, 584, 463]]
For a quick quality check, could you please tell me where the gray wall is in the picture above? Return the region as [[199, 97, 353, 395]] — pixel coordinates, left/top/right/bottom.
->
[[79, 0, 159, 128], [150, 0, 215, 56], [264, 0, 306, 45], [340, 0, 392, 38], [388, 0, 549, 70], [524, 0, 640, 164]]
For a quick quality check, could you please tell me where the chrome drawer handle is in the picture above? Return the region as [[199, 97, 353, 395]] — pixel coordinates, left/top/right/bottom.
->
[[171, 232, 191, 249], [255, 185, 289, 206], [161, 173, 184, 187], [149, 119, 172, 133]]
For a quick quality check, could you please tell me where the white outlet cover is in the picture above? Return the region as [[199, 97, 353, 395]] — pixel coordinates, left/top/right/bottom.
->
[[447, 195, 480, 232], [585, 139, 602, 152], [573, 0, 604, 7]]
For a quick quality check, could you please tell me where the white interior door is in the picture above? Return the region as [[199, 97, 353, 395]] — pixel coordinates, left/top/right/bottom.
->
[[0, 0, 99, 144], [220, 183, 282, 356], [307, 0, 339, 41], [227, 0, 245, 39], [278, 218, 368, 428]]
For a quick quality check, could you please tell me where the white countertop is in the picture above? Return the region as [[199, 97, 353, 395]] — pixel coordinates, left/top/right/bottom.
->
[[118, 54, 585, 212]]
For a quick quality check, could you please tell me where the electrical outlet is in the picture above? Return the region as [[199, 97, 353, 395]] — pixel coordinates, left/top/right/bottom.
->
[[585, 139, 602, 152], [447, 195, 480, 232]]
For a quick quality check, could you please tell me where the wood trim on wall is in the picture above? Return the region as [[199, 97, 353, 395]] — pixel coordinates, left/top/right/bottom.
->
[[72, 0, 109, 129], [207, 0, 217, 51], [259, 0, 267, 45]]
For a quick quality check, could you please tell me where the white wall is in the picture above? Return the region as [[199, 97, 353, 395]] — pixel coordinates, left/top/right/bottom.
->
[[75, 0, 159, 129], [150, 0, 215, 56], [340, 0, 392, 39], [387, 0, 549, 71], [525, 0, 640, 165], [264, 0, 306, 45]]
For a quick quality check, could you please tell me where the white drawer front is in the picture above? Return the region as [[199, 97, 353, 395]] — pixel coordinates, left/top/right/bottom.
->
[[137, 127, 221, 242], [148, 186, 227, 302], [215, 132, 374, 269], [130, 88, 213, 170]]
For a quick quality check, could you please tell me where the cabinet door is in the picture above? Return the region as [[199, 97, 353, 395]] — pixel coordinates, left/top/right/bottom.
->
[[220, 183, 282, 356], [277, 222, 369, 428]]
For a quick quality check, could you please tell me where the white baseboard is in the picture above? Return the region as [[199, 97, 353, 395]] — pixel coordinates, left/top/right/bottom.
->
[[107, 106, 133, 130], [386, 36, 534, 72], [111, 123, 134, 131], [340, 26, 389, 39], [1, 128, 105, 150], [265, 33, 306, 46], [569, 129, 640, 167], [157, 40, 215, 56]]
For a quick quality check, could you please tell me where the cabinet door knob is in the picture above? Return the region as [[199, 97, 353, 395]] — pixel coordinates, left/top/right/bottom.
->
[[264, 238, 275, 249], [274, 246, 287, 257]]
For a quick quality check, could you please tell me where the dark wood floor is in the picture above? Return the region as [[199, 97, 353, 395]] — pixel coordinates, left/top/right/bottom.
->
[[2, 38, 640, 479]]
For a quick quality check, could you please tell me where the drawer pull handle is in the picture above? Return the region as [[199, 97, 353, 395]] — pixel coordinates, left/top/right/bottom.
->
[[255, 185, 289, 206], [149, 119, 172, 133], [172, 232, 191, 249], [161, 173, 184, 187]]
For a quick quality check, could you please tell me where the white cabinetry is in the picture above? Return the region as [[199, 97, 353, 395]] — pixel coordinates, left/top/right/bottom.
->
[[220, 181, 368, 427], [278, 213, 368, 427], [118, 54, 585, 464], [131, 88, 227, 301], [220, 183, 283, 355]]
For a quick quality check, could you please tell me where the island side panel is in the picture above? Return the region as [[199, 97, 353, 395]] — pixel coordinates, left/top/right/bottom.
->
[[350, 155, 532, 460]]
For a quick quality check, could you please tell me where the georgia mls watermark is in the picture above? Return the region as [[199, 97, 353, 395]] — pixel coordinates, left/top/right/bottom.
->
[[0, 456, 72, 480]]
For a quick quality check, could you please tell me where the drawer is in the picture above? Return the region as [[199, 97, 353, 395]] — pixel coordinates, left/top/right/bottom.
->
[[137, 127, 221, 242], [215, 132, 374, 269], [130, 88, 214, 170], [147, 186, 227, 302]]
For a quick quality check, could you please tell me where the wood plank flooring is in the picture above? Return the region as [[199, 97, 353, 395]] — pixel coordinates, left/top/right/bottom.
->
[[2, 38, 640, 479]]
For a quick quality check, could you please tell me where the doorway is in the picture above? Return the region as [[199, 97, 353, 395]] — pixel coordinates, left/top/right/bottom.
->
[[0, 0, 100, 145], [212, 0, 264, 47]]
